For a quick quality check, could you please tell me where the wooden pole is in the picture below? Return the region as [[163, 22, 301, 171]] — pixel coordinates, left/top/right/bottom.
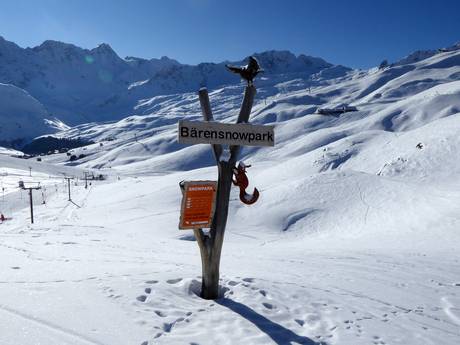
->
[[195, 85, 256, 299], [29, 189, 34, 224], [198, 88, 223, 161]]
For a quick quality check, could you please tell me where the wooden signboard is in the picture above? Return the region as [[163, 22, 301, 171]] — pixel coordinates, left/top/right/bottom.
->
[[178, 120, 275, 147], [179, 181, 217, 229]]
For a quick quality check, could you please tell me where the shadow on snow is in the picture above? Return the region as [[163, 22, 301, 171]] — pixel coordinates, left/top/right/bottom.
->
[[216, 298, 326, 345]]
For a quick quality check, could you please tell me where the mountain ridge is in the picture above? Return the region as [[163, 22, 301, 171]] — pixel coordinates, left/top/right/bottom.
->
[[0, 36, 339, 129], [0, 36, 459, 149], [39, 44, 460, 177]]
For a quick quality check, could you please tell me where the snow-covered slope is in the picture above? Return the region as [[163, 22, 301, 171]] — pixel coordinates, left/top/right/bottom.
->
[[0, 37, 150, 124], [50, 43, 460, 172], [0, 83, 64, 147], [0, 42, 459, 345], [40, 42, 460, 252], [1, 131, 459, 345], [32, 43, 459, 254], [0, 36, 337, 128]]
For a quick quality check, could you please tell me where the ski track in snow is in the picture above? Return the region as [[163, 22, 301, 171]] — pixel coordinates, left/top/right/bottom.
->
[[441, 297, 460, 326], [0, 304, 108, 345], [1, 46, 460, 344], [0, 167, 459, 344]]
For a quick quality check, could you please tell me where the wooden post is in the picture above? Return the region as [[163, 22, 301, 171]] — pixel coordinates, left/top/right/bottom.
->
[[29, 189, 34, 224], [198, 88, 223, 161], [195, 85, 256, 299]]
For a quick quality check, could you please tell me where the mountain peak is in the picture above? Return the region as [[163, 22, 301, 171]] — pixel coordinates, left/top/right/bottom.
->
[[158, 55, 176, 62], [35, 40, 81, 52], [94, 43, 114, 52], [90, 43, 120, 60], [250, 50, 332, 74], [0, 36, 23, 52]]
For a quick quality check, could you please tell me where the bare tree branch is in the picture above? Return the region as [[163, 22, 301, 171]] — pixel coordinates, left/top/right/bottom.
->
[[198, 88, 223, 162]]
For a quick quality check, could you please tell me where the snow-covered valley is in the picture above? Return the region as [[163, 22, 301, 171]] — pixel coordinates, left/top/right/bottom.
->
[[0, 157, 459, 345], [0, 38, 459, 345]]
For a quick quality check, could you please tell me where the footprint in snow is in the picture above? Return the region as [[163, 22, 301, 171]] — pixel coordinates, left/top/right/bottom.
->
[[136, 295, 147, 302], [259, 289, 267, 297], [145, 287, 151, 294], [162, 322, 173, 333], [155, 310, 167, 317], [295, 319, 305, 326], [372, 335, 386, 345], [159, 317, 185, 335], [311, 302, 328, 308], [242, 277, 254, 283], [167, 278, 183, 284], [262, 302, 275, 310]]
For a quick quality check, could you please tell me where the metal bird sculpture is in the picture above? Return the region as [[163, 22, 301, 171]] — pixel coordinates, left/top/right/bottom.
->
[[226, 56, 263, 86]]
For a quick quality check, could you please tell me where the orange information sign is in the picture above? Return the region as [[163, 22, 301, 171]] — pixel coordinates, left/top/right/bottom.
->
[[179, 181, 217, 229]]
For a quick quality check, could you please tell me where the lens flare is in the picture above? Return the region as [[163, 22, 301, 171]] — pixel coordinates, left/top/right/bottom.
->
[[98, 70, 113, 83], [84, 55, 94, 64]]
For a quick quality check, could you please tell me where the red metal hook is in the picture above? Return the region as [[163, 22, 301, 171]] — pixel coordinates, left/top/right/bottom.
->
[[232, 162, 259, 205]]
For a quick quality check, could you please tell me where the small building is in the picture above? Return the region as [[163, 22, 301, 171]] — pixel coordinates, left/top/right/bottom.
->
[[317, 104, 357, 116]]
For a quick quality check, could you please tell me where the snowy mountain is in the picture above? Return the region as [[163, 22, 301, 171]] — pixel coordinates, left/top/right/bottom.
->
[[46, 43, 460, 173], [0, 36, 337, 130], [40, 42, 460, 251], [0, 39, 459, 345], [0, 36, 150, 125], [124, 50, 335, 100], [0, 83, 65, 147]]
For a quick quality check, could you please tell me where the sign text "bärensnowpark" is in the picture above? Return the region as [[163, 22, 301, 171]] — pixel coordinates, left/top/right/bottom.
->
[[178, 120, 275, 147]]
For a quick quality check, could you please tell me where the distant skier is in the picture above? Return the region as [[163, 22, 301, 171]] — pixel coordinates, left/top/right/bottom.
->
[[0, 213, 5, 222]]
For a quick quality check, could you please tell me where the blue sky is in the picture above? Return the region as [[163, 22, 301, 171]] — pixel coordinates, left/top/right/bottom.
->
[[0, 0, 459, 68]]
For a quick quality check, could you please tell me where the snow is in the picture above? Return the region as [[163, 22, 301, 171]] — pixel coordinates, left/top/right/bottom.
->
[[0, 41, 459, 344], [0, 36, 335, 129], [0, 147, 22, 157], [0, 162, 459, 344], [0, 83, 57, 144]]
